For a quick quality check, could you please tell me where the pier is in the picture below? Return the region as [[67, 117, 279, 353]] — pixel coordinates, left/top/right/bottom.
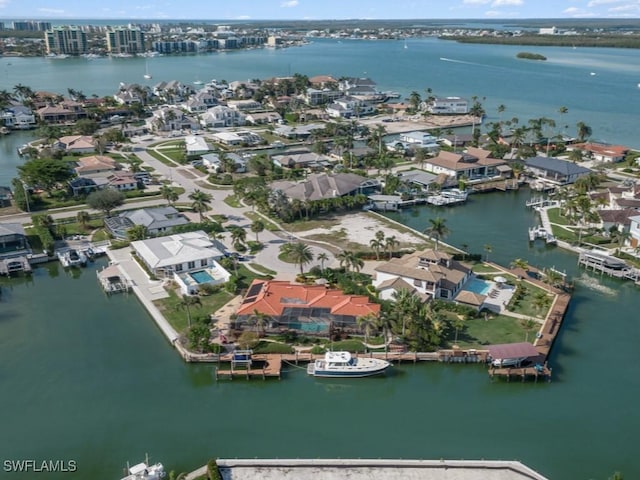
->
[[0, 255, 32, 275], [578, 250, 640, 283], [97, 264, 132, 294]]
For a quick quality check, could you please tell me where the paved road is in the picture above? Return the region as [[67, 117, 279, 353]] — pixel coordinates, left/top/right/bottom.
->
[[1, 135, 336, 277]]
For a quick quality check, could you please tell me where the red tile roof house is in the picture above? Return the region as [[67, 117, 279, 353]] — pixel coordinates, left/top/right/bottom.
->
[[567, 142, 629, 163], [231, 280, 380, 336]]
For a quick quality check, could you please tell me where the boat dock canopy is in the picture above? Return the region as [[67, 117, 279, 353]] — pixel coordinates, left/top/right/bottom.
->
[[487, 343, 539, 360]]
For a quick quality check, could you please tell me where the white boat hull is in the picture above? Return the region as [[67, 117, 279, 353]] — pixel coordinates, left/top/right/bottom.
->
[[308, 356, 390, 378]]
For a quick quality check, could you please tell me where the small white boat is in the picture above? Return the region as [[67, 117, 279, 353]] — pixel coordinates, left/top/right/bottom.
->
[[120, 458, 165, 480], [307, 351, 390, 378]]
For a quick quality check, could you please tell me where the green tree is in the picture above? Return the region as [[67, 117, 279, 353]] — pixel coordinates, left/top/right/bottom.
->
[[187, 323, 211, 353], [86, 188, 125, 217], [357, 313, 379, 346], [520, 318, 538, 342], [76, 210, 91, 231], [18, 158, 74, 195], [177, 294, 201, 328], [453, 317, 465, 346], [317, 252, 329, 271], [483, 244, 493, 262], [423, 217, 450, 251], [576, 121, 592, 142], [189, 189, 213, 222], [126, 224, 148, 241], [229, 226, 247, 250], [160, 185, 179, 205], [369, 237, 384, 260], [281, 241, 314, 274], [337, 250, 363, 278], [384, 235, 399, 259], [250, 220, 264, 242]]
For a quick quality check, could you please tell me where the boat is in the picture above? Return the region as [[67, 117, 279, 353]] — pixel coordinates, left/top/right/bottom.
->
[[440, 188, 469, 201], [120, 456, 165, 480], [143, 60, 152, 80], [57, 248, 87, 268], [307, 351, 390, 378]]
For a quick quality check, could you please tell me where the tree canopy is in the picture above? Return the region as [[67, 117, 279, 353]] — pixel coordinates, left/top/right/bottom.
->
[[86, 188, 125, 217]]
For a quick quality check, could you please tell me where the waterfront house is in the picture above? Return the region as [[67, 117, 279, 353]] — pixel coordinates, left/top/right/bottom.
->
[[0, 222, 30, 259], [130, 230, 226, 279], [56, 135, 95, 154], [271, 151, 332, 170], [596, 210, 637, 241], [629, 215, 640, 249], [270, 172, 377, 202], [427, 96, 469, 114], [567, 142, 629, 163], [524, 156, 591, 185], [105, 206, 189, 239], [373, 249, 471, 301], [231, 279, 380, 335], [147, 107, 199, 132], [74, 155, 119, 175], [304, 87, 343, 106], [1, 105, 36, 129], [396, 170, 439, 192], [423, 147, 506, 181], [37, 105, 78, 124]]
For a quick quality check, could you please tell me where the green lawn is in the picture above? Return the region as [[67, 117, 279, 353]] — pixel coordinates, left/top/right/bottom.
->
[[547, 207, 570, 226], [244, 211, 280, 231], [155, 288, 234, 333], [223, 195, 242, 208], [448, 315, 531, 348], [508, 282, 554, 319], [146, 149, 180, 166]]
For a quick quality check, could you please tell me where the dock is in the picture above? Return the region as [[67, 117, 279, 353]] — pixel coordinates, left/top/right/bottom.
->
[[489, 364, 552, 382], [0, 256, 32, 276], [97, 264, 132, 294], [578, 250, 640, 283]]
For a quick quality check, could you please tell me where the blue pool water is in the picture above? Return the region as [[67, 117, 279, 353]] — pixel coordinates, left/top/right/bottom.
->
[[190, 270, 214, 284], [464, 278, 492, 295]]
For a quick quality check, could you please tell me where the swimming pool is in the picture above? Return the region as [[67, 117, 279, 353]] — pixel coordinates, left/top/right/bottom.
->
[[464, 278, 492, 295], [190, 270, 214, 284]]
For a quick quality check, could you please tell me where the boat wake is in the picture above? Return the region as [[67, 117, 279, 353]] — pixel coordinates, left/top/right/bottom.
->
[[575, 273, 617, 296], [439, 57, 492, 68]]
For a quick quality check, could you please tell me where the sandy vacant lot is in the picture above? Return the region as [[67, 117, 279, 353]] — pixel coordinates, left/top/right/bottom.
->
[[300, 213, 427, 247]]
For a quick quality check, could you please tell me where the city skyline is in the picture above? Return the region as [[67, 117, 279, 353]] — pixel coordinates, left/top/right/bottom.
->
[[0, 0, 638, 21]]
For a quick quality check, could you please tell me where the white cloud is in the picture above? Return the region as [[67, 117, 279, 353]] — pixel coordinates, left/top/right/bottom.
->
[[609, 4, 640, 12], [281, 0, 299, 7], [484, 10, 503, 16], [38, 8, 65, 15], [463, 0, 491, 4], [587, 0, 624, 6], [491, 0, 523, 6]]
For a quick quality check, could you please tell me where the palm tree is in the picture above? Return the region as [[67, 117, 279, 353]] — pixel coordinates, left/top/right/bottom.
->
[[177, 294, 201, 328], [576, 121, 592, 142], [250, 309, 269, 336], [250, 220, 264, 242], [317, 252, 329, 272], [337, 250, 363, 278], [160, 185, 179, 206], [453, 317, 465, 346], [533, 291, 551, 316], [483, 244, 493, 262], [281, 241, 314, 275], [423, 217, 449, 251], [76, 211, 91, 231], [127, 224, 148, 241], [384, 235, 399, 259], [520, 318, 538, 342], [460, 243, 469, 261], [510, 258, 529, 272], [369, 238, 384, 260], [229, 226, 247, 250], [357, 313, 379, 346], [392, 288, 421, 338], [188, 189, 212, 222], [542, 268, 564, 292]]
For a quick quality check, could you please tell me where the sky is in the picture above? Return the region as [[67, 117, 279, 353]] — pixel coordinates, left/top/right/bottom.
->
[[0, 0, 639, 20]]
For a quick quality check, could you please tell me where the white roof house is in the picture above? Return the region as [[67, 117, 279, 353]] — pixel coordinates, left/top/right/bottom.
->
[[131, 231, 225, 278], [629, 215, 640, 249], [185, 135, 211, 155]]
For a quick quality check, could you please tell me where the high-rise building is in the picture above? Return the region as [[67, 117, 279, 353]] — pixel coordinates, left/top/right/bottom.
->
[[45, 27, 87, 55], [106, 28, 146, 54], [13, 21, 52, 31]]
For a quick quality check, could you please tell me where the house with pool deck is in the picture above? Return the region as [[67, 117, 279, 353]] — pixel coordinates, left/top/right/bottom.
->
[[130, 230, 230, 295], [422, 147, 508, 181], [373, 249, 471, 302]]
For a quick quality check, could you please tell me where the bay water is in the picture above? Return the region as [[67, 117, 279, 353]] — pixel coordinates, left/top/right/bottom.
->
[[1, 38, 640, 480]]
